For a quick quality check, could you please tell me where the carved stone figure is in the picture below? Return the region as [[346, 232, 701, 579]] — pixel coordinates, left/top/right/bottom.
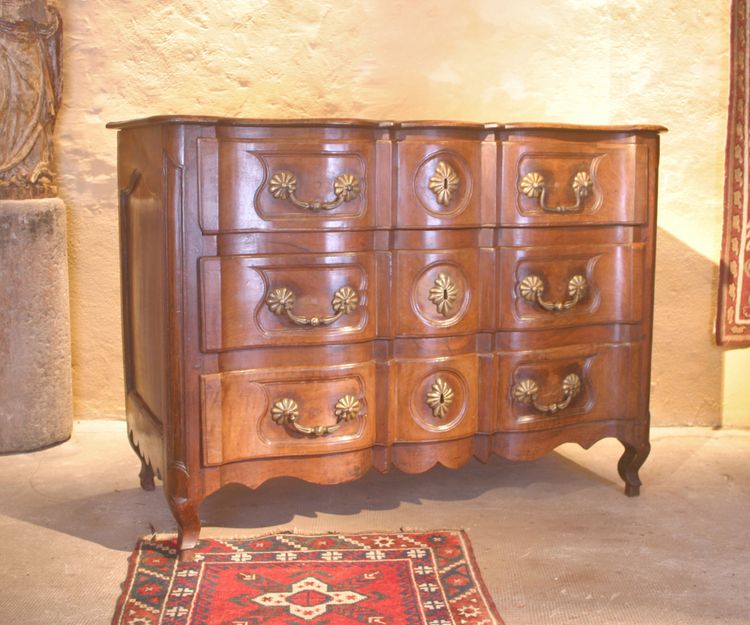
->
[[0, 0, 62, 199]]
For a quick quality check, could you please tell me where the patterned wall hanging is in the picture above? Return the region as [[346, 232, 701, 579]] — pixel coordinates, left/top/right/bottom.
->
[[718, 0, 750, 345]]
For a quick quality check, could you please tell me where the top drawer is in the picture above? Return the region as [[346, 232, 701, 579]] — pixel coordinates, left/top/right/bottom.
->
[[500, 136, 650, 226], [197, 138, 376, 232]]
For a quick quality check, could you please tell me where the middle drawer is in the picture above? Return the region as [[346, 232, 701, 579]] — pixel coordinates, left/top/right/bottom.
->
[[498, 242, 646, 330], [200, 252, 375, 351]]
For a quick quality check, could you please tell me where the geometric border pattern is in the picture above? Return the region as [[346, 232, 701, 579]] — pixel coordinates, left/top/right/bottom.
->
[[111, 530, 504, 625]]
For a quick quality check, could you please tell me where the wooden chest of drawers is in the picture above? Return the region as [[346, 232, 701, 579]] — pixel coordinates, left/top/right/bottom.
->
[[108, 116, 664, 561]]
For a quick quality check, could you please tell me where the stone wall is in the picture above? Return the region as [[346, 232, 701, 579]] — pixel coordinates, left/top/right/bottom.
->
[[54, 0, 744, 425]]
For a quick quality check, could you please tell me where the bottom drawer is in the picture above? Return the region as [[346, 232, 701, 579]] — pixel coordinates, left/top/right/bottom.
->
[[201, 362, 376, 465], [497, 342, 642, 432]]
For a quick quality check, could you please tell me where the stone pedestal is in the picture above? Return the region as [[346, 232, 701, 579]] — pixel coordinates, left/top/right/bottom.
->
[[0, 198, 73, 452]]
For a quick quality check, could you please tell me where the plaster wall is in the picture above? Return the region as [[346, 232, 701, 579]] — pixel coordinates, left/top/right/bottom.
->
[[54, 0, 745, 426]]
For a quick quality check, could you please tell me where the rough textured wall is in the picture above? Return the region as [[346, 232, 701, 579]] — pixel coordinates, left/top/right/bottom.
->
[[55, 0, 737, 425]]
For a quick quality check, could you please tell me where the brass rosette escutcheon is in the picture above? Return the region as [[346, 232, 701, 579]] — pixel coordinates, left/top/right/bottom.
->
[[426, 378, 455, 419], [519, 170, 593, 213], [271, 394, 361, 437], [519, 171, 544, 198], [270, 397, 299, 424], [266, 286, 296, 315], [428, 273, 459, 317], [428, 161, 460, 206], [512, 373, 582, 414], [518, 274, 588, 311], [266, 285, 359, 327], [269, 171, 297, 198], [269, 170, 360, 211], [333, 394, 361, 422]]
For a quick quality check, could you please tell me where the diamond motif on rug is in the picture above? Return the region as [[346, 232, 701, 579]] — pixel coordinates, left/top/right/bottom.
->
[[111, 530, 504, 625], [251, 575, 367, 620]]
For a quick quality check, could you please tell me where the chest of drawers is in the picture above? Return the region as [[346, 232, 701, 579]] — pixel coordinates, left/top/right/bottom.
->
[[108, 116, 664, 561]]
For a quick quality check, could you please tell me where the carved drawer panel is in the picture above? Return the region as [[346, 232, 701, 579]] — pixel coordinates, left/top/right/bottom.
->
[[500, 136, 649, 226], [395, 139, 481, 227], [197, 138, 375, 232], [393, 248, 479, 336], [497, 342, 641, 432], [200, 252, 374, 351], [499, 243, 646, 329], [201, 362, 376, 465], [393, 354, 478, 442]]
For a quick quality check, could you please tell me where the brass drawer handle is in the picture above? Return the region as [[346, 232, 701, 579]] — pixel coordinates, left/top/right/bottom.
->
[[271, 395, 361, 437], [512, 373, 582, 414], [518, 274, 587, 311], [269, 171, 361, 211], [266, 285, 359, 327], [426, 378, 454, 419], [519, 171, 592, 213]]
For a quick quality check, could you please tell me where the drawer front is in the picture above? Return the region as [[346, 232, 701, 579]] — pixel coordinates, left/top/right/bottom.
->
[[200, 253, 374, 351], [396, 139, 481, 227], [198, 138, 375, 232], [497, 342, 641, 431], [201, 362, 376, 465], [499, 243, 645, 329], [394, 248, 479, 336], [394, 354, 478, 442], [500, 137, 649, 226]]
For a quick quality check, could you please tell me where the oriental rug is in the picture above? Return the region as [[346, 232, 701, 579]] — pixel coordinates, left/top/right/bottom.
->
[[718, 0, 750, 345], [111, 530, 504, 625]]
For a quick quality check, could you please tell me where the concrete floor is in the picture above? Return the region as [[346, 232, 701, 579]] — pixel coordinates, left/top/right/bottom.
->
[[0, 422, 748, 625]]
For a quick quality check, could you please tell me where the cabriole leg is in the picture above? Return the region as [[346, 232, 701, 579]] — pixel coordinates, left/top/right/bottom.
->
[[138, 460, 156, 491], [617, 439, 651, 497], [170, 496, 202, 562]]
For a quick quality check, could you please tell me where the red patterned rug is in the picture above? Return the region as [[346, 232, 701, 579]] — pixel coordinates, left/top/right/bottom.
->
[[111, 530, 504, 625]]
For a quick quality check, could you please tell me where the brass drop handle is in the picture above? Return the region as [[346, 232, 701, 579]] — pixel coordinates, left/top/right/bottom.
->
[[518, 274, 587, 311], [512, 373, 582, 414], [519, 171, 593, 213], [266, 285, 359, 327], [271, 395, 361, 437], [269, 171, 361, 211]]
